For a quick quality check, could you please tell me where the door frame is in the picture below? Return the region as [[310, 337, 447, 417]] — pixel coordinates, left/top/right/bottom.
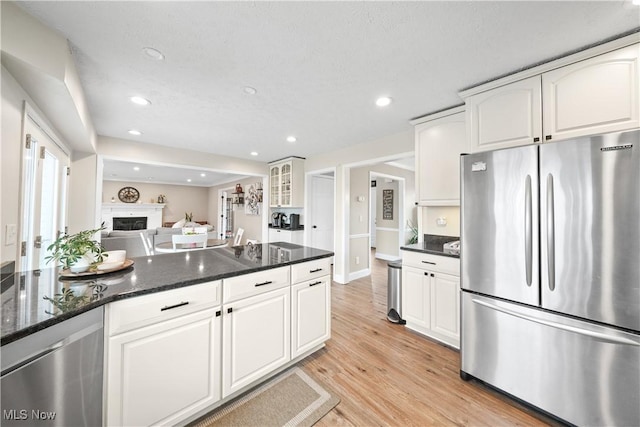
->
[[19, 102, 71, 272]]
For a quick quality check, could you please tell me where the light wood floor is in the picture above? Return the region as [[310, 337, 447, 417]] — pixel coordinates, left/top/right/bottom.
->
[[299, 254, 559, 427]]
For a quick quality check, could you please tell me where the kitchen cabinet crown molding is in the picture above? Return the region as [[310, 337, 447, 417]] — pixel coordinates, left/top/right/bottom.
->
[[410, 105, 465, 126], [459, 32, 640, 99]]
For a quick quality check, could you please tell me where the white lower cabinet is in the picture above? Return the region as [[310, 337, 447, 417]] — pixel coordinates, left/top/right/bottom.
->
[[269, 228, 304, 244], [401, 251, 460, 349], [105, 281, 222, 426], [105, 260, 332, 426], [291, 276, 331, 358], [222, 287, 290, 397]]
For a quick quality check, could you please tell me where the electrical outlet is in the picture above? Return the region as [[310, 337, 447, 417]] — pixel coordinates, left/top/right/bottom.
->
[[436, 217, 447, 227], [355, 256, 360, 265]]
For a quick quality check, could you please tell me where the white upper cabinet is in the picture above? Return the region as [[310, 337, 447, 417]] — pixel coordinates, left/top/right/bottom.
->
[[413, 107, 468, 205], [462, 40, 639, 153], [466, 76, 542, 152], [542, 44, 639, 142], [269, 157, 305, 207]]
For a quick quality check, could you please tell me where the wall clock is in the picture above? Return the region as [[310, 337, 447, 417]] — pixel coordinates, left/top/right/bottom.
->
[[118, 186, 140, 203]]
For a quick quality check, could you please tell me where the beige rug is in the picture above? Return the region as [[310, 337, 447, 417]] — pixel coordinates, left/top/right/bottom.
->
[[191, 367, 340, 427]]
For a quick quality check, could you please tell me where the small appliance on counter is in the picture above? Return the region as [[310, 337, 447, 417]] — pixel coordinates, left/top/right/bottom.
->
[[443, 240, 460, 255], [288, 213, 300, 229], [271, 212, 286, 228]]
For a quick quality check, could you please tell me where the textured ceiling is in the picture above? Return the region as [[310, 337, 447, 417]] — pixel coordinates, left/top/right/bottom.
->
[[16, 1, 640, 166]]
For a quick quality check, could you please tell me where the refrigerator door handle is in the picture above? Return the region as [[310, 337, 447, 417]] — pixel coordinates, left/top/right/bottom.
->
[[471, 298, 640, 346], [525, 175, 532, 286], [546, 173, 555, 291]]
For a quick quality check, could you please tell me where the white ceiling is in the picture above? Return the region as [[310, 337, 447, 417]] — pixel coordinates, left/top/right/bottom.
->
[[16, 1, 640, 173]]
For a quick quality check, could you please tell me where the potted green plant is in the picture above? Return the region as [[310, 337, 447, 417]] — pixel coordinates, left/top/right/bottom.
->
[[46, 225, 106, 273], [407, 219, 419, 245]]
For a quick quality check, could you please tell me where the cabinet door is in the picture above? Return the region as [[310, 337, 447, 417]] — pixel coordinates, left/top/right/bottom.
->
[[291, 276, 331, 358], [466, 75, 542, 152], [222, 287, 290, 397], [430, 272, 460, 348], [106, 308, 221, 427], [542, 44, 639, 142], [269, 228, 291, 243], [280, 163, 292, 206], [401, 265, 430, 330], [415, 111, 467, 205], [270, 165, 280, 207]]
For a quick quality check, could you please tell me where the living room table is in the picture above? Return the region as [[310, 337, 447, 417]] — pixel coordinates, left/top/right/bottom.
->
[[155, 238, 228, 253]]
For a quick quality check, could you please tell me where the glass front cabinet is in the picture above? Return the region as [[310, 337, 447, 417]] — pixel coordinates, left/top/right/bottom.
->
[[269, 157, 305, 208]]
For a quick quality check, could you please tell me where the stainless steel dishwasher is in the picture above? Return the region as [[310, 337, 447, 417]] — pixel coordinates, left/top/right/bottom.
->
[[1, 307, 104, 426]]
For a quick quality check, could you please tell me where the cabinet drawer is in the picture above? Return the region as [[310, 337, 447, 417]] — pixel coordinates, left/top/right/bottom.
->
[[223, 266, 290, 303], [402, 250, 459, 276], [107, 281, 221, 336], [291, 258, 331, 284]]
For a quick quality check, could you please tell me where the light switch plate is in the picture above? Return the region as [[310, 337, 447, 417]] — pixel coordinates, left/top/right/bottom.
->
[[5, 224, 17, 246]]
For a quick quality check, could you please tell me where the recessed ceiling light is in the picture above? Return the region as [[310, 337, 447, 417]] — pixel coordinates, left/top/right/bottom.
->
[[130, 96, 151, 106], [286, 136, 297, 143], [187, 179, 192, 183], [142, 47, 165, 60], [133, 166, 140, 171], [128, 129, 142, 136], [244, 86, 257, 95], [148, 177, 153, 180], [376, 97, 392, 107], [250, 151, 258, 156], [200, 173, 206, 177]]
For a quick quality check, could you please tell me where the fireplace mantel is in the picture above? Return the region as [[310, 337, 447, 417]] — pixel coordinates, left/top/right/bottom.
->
[[102, 203, 165, 231]]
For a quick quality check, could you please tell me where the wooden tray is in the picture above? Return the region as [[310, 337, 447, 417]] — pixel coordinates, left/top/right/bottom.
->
[[59, 259, 134, 278]]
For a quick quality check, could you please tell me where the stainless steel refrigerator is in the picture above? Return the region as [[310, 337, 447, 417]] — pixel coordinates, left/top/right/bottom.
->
[[460, 130, 639, 426]]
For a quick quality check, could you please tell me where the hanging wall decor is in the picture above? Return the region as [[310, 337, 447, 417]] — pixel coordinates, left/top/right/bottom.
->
[[382, 189, 393, 220], [245, 184, 261, 215]]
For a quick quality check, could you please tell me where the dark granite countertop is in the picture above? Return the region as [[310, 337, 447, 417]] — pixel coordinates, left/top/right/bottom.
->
[[1, 243, 332, 346], [268, 225, 305, 231], [401, 234, 460, 259]]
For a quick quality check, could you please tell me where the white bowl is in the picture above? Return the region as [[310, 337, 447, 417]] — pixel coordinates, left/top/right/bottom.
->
[[103, 250, 126, 263]]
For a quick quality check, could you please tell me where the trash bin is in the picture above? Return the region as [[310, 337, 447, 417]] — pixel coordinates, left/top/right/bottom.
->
[[387, 261, 405, 324]]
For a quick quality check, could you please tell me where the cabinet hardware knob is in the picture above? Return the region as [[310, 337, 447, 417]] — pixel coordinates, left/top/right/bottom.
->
[[216, 310, 221, 317], [160, 301, 189, 311], [430, 273, 435, 277], [310, 268, 323, 273], [545, 135, 552, 141], [227, 307, 233, 313], [255, 280, 273, 287], [309, 281, 322, 287], [424, 272, 429, 276], [533, 137, 540, 142]]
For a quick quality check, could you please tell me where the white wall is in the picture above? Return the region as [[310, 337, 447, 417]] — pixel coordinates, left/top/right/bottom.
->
[[306, 130, 414, 283], [103, 181, 210, 225], [421, 206, 460, 238], [208, 177, 265, 244]]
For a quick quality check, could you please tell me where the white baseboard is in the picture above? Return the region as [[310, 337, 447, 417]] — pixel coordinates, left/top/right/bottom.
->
[[348, 268, 371, 282], [375, 252, 401, 261], [333, 273, 347, 284]]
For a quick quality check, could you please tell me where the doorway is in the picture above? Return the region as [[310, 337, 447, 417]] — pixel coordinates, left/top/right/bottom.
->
[[369, 171, 405, 262], [19, 108, 70, 272], [306, 171, 335, 252]]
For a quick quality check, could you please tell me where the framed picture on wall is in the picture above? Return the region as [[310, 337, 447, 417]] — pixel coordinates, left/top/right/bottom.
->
[[382, 189, 393, 220]]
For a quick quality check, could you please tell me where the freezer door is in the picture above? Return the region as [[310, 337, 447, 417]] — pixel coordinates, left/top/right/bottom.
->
[[540, 130, 640, 331], [461, 144, 539, 306], [461, 292, 640, 427]]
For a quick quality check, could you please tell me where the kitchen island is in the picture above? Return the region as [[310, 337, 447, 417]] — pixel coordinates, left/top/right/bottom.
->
[[1, 243, 333, 426]]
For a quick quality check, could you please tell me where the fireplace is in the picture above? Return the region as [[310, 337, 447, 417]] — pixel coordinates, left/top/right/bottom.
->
[[113, 217, 148, 231]]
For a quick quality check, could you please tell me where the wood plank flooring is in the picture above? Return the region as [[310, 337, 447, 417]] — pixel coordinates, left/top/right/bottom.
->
[[299, 254, 559, 426]]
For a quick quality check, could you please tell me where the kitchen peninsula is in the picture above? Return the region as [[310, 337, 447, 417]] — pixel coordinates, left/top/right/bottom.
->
[[1, 243, 333, 426]]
